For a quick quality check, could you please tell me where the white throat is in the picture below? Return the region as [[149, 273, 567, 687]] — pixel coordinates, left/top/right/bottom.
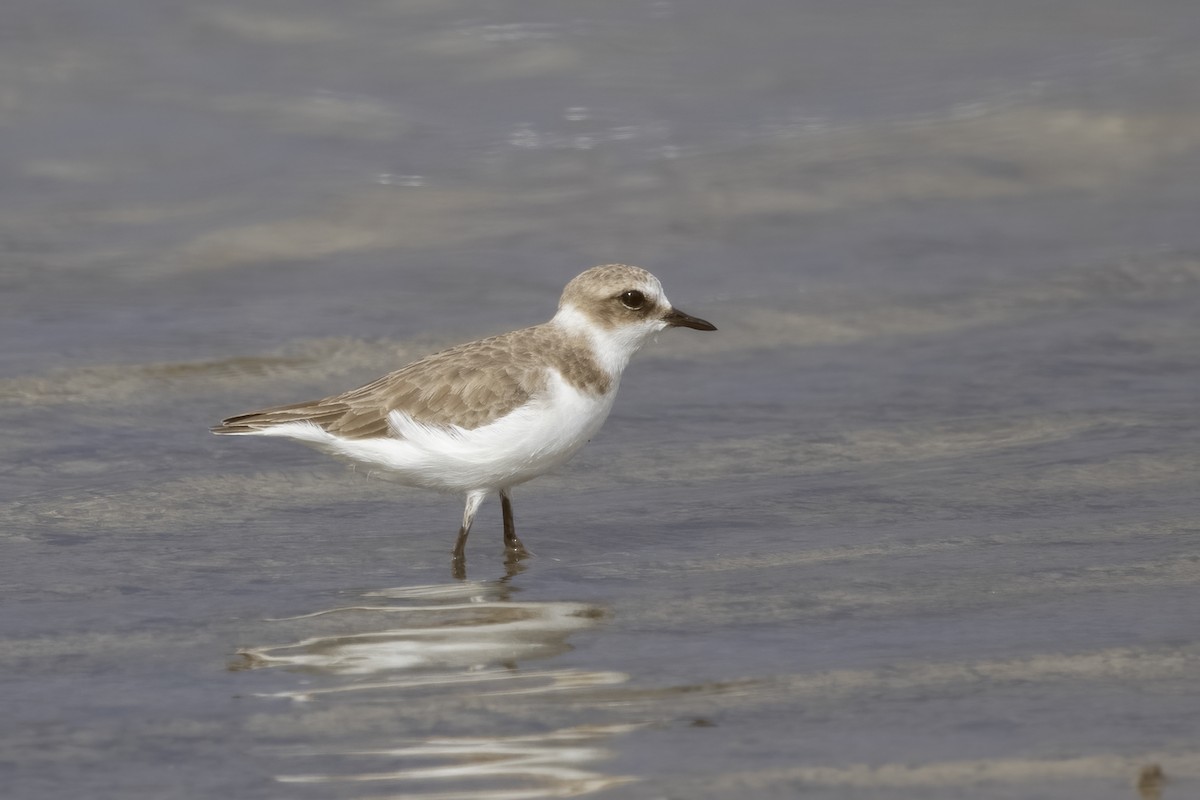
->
[[552, 303, 664, 380]]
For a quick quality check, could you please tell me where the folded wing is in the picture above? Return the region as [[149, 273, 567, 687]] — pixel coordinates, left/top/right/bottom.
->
[[211, 329, 551, 439]]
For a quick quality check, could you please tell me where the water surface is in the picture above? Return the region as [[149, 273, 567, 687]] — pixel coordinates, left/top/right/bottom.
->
[[3, 1, 1200, 798]]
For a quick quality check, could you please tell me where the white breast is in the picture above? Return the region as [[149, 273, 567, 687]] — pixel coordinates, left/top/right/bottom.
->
[[259, 369, 617, 494]]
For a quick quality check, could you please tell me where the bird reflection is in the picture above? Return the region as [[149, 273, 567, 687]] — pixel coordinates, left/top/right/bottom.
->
[[236, 582, 610, 680], [234, 574, 634, 798], [276, 724, 640, 799], [451, 546, 529, 581]]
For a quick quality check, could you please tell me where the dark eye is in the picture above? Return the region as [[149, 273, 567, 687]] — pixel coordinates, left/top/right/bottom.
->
[[619, 289, 646, 310]]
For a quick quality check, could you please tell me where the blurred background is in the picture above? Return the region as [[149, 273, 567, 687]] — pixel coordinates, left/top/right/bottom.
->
[[3, 1, 1200, 798]]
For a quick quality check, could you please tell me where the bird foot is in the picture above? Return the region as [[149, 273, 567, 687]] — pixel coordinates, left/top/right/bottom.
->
[[450, 543, 469, 580], [504, 537, 533, 559]]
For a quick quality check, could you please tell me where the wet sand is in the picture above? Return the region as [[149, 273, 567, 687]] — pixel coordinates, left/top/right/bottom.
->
[[3, 1, 1200, 798]]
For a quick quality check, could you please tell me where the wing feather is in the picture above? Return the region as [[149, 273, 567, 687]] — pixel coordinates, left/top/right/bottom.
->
[[211, 326, 564, 439]]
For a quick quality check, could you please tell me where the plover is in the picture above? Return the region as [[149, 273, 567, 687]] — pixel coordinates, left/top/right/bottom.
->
[[212, 264, 716, 565]]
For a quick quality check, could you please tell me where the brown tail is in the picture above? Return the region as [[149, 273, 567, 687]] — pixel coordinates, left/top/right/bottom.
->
[[211, 400, 346, 435]]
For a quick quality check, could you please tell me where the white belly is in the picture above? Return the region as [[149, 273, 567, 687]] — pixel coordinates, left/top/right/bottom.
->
[[258, 370, 617, 494]]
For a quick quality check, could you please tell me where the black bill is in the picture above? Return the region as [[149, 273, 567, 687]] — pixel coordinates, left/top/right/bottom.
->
[[663, 307, 717, 331]]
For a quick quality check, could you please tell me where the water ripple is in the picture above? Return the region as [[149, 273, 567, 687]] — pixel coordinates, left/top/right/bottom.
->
[[237, 579, 635, 798]]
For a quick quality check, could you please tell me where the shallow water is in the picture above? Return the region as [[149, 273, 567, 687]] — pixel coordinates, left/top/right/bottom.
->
[[3, 1, 1200, 798]]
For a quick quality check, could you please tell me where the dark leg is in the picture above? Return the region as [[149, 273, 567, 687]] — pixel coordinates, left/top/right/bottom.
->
[[452, 490, 487, 577], [452, 524, 470, 562], [500, 488, 531, 557], [450, 541, 467, 581]]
